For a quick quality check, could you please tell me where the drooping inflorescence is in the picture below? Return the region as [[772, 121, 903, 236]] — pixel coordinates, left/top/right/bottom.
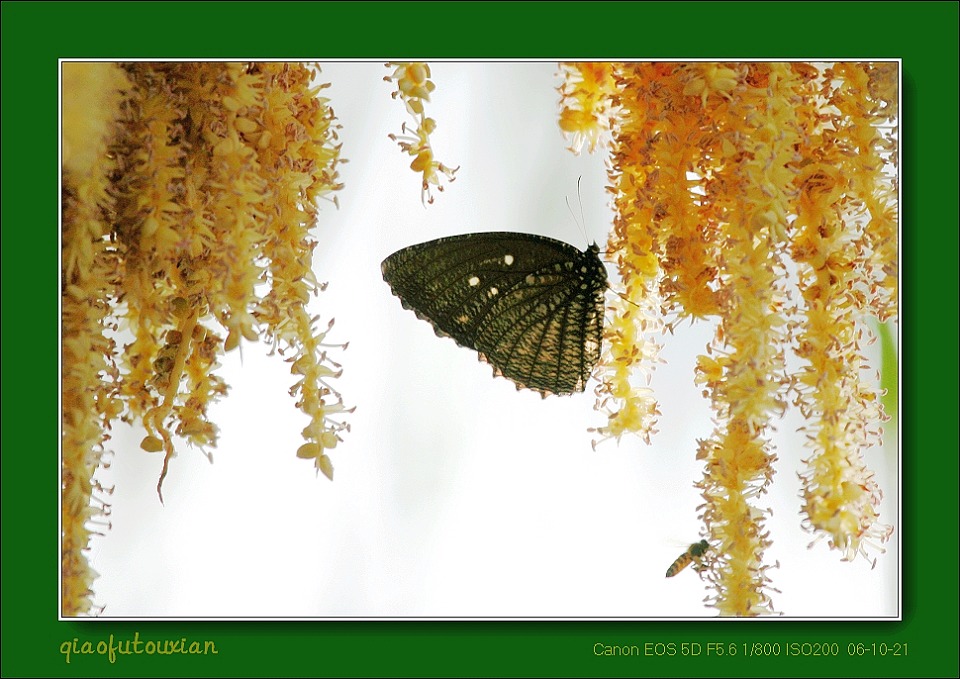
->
[[559, 61, 897, 615], [61, 62, 350, 615]]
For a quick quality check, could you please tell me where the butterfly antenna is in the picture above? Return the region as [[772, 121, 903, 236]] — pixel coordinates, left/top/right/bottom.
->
[[565, 176, 590, 246], [577, 176, 587, 242], [564, 195, 581, 233]]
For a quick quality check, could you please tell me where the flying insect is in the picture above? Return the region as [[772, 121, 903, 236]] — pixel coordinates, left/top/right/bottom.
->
[[665, 539, 710, 578]]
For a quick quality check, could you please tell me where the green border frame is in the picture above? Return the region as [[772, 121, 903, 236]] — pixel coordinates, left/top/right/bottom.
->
[[3, 1, 957, 676]]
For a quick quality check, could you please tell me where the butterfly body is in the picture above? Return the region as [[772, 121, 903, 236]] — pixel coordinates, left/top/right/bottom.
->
[[665, 540, 711, 578], [381, 232, 607, 396]]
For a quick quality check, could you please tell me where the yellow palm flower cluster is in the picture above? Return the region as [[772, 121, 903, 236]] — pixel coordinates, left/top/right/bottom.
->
[[62, 62, 132, 617], [61, 62, 347, 615], [385, 62, 458, 204], [558, 62, 618, 155], [559, 62, 897, 615]]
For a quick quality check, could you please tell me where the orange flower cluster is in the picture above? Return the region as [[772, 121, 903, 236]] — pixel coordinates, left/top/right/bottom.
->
[[558, 62, 618, 155], [559, 62, 898, 615], [384, 62, 459, 204], [791, 63, 897, 564], [62, 63, 132, 616], [61, 62, 348, 615]]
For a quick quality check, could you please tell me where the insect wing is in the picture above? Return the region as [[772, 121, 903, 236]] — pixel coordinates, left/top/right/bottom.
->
[[381, 232, 607, 395]]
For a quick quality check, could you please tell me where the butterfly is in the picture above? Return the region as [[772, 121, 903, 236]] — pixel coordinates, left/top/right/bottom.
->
[[381, 232, 607, 397], [665, 540, 711, 578]]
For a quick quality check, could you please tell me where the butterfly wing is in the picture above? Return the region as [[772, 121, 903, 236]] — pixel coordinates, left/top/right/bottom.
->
[[381, 232, 607, 396]]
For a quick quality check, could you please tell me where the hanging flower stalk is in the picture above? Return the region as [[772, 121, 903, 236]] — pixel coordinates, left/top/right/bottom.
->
[[61, 62, 131, 617], [560, 62, 663, 447], [791, 62, 897, 563], [558, 61, 897, 615], [61, 62, 348, 616], [385, 62, 458, 204]]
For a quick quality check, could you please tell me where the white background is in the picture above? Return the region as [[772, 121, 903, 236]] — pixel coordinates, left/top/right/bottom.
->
[[83, 62, 899, 618]]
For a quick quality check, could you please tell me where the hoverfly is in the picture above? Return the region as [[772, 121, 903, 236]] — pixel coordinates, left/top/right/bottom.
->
[[665, 539, 710, 578]]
